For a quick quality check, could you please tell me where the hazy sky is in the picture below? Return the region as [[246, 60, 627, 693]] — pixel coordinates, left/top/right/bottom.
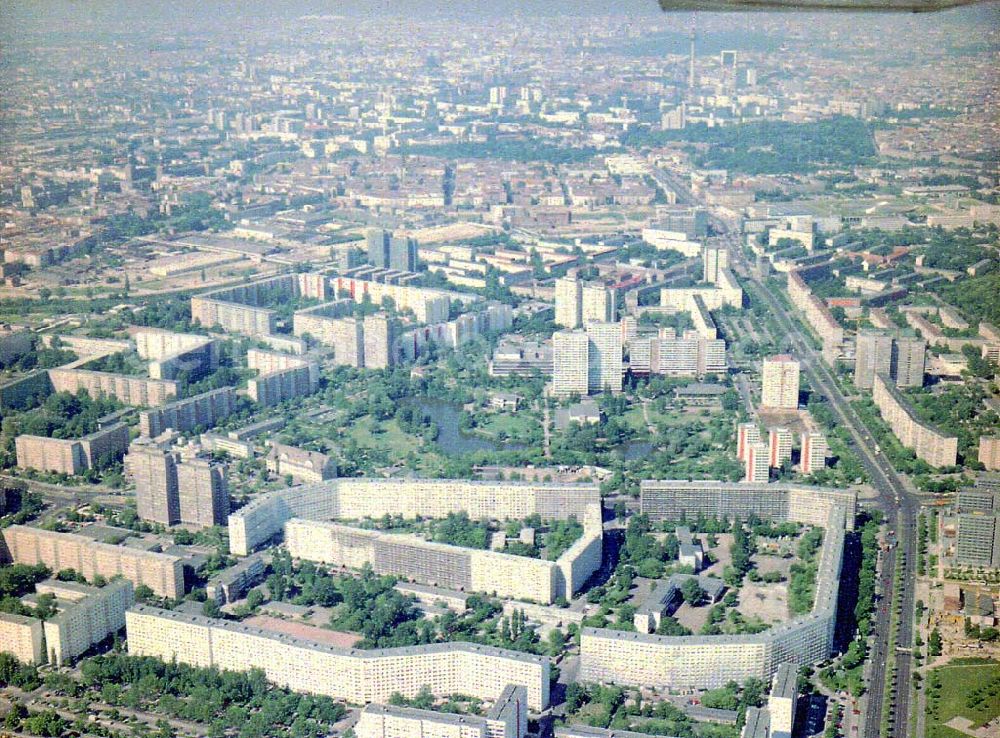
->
[[1, 0, 996, 47]]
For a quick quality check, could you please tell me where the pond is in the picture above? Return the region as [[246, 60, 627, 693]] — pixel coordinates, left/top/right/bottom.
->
[[408, 398, 655, 460], [405, 398, 526, 456]]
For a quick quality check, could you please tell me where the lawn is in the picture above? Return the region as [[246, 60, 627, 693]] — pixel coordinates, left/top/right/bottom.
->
[[925, 659, 1000, 738], [478, 412, 540, 441]]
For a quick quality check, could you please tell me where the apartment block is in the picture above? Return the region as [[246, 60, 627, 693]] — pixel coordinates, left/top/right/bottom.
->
[[703, 245, 729, 285], [134, 328, 220, 381], [0, 325, 33, 367], [581, 498, 846, 691], [760, 355, 800, 410], [366, 228, 418, 272], [854, 330, 894, 390], [267, 443, 337, 484], [128, 443, 179, 524], [357, 684, 527, 738], [769, 428, 793, 468], [246, 349, 319, 406], [872, 373, 958, 468], [766, 663, 799, 738], [333, 273, 473, 324], [800, 432, 828, 475], [15, 422, 129, 476], [1, 526, 184, 600], [629, 331, 727, 378], [979, 437, 1000, 471], [853, 328, 924, 390], [139, 387, 238, 437], [744, 442, 770, 483], [552, 330, 590, 397], [362, 314, 397, 370], [127, 441, 229, 528], [688, 295, 718, 339], [956, 478, 1000, 514], [586, 322, 623, 394], [38, 578, 134, 666], [786, 271, 844, 362], [0, 612, 44, 664], [285, 515, 602, 605], [191, 273, 329, 338], [293, 300, 364, 366], [737, 423, 761, 462], [891, 335, 926, 388], [176, 458, 230, 528], [660, 268, 743, 312], [228, 478, 600, 556], [955, 513, 1000, 569], [47, 368, 178, 406], [555, 277, 616, 329], [639, 480, 857, 530], [126, 605, 550, 710], [555, 277, 582, 328], [395, 302, 513, 363]]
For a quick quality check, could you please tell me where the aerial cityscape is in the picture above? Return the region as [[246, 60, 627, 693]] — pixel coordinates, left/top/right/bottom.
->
[[0, 1, 997, 737]]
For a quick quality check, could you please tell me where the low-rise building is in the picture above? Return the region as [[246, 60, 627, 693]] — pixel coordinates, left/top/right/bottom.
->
[[266, 443, 337, 484]]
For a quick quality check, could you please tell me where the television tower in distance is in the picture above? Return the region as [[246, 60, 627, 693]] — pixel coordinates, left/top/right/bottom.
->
[[688, 23, 697, 91]]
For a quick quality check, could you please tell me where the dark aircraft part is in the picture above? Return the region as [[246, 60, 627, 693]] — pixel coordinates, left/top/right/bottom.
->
[[659, 0, 984, 11]]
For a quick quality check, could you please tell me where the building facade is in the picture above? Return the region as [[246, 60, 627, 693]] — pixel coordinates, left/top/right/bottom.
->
[[139, 387, 238, 438], [1, 526, 184, 600], [15, 423, 129, 476], [800, 432, 828, 476], [769, 428, 793, 468], [126, 606, 550, 710], [552, 331, 590, 398], [871, 373, 958, 467], [760, 355, 800, 410]]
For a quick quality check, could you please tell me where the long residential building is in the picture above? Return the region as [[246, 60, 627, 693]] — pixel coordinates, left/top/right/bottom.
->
[[786, 270, 844, 363], [955, 513, 1000, 569], [285, 515, 601, 604], [395, 302, 514, 363], [15, 422, 130, 476], [126, 605, 550, 710], [138, 387, 238, 437], [293, 299, 366, 366], [47, 368, 178, 406], [191, 273, 329, 338], [639, 480, 856, 529], [628, 330, 726, 378], [332, 272, 477, 324], [227, 478, 600, 556], [660, 268, 743, 311], [871, 373, 958, 467], [1, 525, 184, 600], [581, 487, 848, 690]]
